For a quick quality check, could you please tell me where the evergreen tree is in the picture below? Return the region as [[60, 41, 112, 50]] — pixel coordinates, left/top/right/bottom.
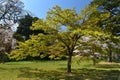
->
[[14, 14, 44, 41]]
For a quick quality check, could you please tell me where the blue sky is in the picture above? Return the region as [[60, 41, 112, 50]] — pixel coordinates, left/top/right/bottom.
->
[[20, 0, 92, 19]]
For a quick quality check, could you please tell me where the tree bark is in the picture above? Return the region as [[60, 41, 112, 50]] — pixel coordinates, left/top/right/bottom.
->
[[67, 51, 72, 73], [108, 44, 112, 62], [108, 50, 112, 62]]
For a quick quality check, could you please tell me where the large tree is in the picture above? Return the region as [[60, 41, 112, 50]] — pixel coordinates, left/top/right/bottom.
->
[[30, 5, 108, 73], [10, 5, 110, 73]]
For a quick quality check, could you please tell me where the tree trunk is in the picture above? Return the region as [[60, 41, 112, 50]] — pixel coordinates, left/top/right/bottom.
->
[[108, 39, 112, 62], [108, 50, 112, 62], [67, 51, 72, 73], [93, 57, 96, 66]]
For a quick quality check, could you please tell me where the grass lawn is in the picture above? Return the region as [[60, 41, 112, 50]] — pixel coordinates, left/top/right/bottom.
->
[[0, 60, 120, 80]]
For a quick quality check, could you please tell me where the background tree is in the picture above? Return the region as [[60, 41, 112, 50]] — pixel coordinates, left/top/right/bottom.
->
[[14, 14, 44, 41], [10, 32, 67, 61], [91, 0, 120, 35], [0, 0, 24, 27], [0, 26, 15, 62], [0, 0, 25, 62], [91, 0, 120, 62], [9, 34, 49, 60], [100, 34, 120, 62]]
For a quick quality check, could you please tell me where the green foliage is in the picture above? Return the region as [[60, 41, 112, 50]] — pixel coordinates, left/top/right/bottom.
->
[[91, 0, 120, 62], [9, 34, 49, 60], [48, 41, 67, 60], [10, 33, 67, 60], [14, 14, 44, 41], [0, 51, 8, 63], [91, 0, 120, 35]]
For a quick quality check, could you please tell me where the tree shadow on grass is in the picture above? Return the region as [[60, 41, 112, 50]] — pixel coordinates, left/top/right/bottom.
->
[[96, 64, 120, 69], [17, 67, 120, 80], [72, 68, 120, 80], [17, 68, 62, 80]]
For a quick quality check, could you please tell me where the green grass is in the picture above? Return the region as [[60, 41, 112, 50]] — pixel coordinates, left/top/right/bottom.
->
[[0, 60, 120, 80]]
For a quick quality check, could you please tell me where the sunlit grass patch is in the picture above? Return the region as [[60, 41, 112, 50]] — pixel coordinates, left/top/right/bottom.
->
[[0, 60, 119, 80]]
